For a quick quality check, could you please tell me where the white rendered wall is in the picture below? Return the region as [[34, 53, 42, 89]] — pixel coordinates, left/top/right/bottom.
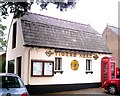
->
[[27, 48, 110, 85], [6, 19, 27, 83]]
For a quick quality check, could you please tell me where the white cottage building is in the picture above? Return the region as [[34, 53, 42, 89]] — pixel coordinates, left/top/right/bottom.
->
[[6, 12, 110, 94]]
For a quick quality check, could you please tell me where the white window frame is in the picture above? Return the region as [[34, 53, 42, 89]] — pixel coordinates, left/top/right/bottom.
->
[[55, 57, 62, 71], [86, 59, 93, 74]]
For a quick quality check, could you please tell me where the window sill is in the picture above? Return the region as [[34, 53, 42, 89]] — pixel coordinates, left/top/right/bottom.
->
[[85, 71, 93, 74], [54, 71, 64, 74]]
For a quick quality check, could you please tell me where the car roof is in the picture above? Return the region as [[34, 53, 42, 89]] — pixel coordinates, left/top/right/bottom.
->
[[0, 73, 19, 77]]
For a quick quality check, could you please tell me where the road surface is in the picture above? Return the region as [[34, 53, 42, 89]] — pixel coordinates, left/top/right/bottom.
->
[[31, 87, 120, 96]]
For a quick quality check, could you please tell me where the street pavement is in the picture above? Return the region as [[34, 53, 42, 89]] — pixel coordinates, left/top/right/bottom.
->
[[31, 87, 120, 96]]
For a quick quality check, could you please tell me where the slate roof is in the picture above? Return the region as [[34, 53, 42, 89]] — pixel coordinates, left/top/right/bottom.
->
[[20, 12, 110, 53]]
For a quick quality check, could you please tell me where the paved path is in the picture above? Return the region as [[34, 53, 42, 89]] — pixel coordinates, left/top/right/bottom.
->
[[31, 88, 120, 96]]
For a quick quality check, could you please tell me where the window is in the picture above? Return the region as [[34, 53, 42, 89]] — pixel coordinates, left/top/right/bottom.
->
[[8, 60, 15, 73], [54, 58, 63, 74], [16, 56, 22, 78], [0, 76, 24, 88], [31, 60, 54, 77], [111, 62, 115, 79], [12, 22, 17, 49], [55, 58, 62, 70], [86, 59, 93, 74]]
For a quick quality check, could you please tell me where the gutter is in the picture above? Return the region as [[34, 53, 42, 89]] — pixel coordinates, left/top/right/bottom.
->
[[23, 45, 111, 54]]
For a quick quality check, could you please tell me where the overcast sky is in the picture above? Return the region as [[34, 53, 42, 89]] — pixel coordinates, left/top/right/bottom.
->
[[1, 0, 119, 35], [30, 0, 119, 34]]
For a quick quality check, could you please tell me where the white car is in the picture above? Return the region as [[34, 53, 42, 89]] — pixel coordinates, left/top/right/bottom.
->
[[0, 73, 29, 96]]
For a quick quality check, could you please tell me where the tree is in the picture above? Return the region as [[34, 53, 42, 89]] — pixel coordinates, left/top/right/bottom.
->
[[0, 0, 78, 19], [0, 23, 6, 73], [0, 22, 6, 52]]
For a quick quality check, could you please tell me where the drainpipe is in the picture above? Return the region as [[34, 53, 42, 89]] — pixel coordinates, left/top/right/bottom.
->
[[27, 47, 32, 92]]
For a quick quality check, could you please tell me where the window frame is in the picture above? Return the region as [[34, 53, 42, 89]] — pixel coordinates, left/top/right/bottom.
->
[[31, 60, 54, 77], [54, 57, 63, 74], [55, 57, 62, 71], [85, 59, 93, 74], [8, 60, 15, 73], [12, 22, 17, 49]]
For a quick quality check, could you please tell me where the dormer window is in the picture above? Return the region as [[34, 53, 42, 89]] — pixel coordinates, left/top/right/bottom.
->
[[12, 22, 17, 49]]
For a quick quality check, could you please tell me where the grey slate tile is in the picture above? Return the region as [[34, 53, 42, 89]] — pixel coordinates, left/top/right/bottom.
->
[[21, 12, 110, 53]]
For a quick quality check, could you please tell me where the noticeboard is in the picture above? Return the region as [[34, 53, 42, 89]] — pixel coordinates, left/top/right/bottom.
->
[[33, 62, 43, 76], [31, 60, 54, 77], [44, 62, 53, 76]]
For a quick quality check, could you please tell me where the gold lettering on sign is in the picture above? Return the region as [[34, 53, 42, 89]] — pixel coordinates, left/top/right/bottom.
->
[[61, 52, 65, 56], [56, 52, 61, 56], [79, 54, 92, 58], [79, 54, 82, 58], [89, 54, 92, 58], [66, 52, 68, 56], [70, 52, 72, 56], [55, 52, 58, 56], [55, 51, 93, 58], [86, 54, 88, 58], [73, 53, 76, 57], [83, 54, 85, 58]]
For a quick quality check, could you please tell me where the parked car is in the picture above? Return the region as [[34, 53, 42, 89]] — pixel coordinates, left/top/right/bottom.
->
[[103, 79, 120, 95], [0, 73, 29, 96]]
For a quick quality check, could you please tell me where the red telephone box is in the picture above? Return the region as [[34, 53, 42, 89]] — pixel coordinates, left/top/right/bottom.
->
[[101, 56, 116, 87]]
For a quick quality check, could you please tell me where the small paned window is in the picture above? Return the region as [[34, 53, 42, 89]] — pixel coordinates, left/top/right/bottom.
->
[[111, 62, 115, 79], [8, 60, 15, 73], [54, 58, 63, 74], [86, 59, 93, 74], [12, 22, 17, 49], [55, 58, 62, 71]]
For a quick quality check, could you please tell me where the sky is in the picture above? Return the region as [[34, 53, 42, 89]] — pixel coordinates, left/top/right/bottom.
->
[[1, 0, 119, 36], [30, 0, 119, 34]]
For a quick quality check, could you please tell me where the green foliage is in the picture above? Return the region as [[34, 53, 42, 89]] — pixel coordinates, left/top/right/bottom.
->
[[0, 22, 7, 52], [0, 0, 78, 18]]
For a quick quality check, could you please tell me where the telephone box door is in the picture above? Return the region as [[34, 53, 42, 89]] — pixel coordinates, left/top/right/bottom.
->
[[101, 57, 109, 87]]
